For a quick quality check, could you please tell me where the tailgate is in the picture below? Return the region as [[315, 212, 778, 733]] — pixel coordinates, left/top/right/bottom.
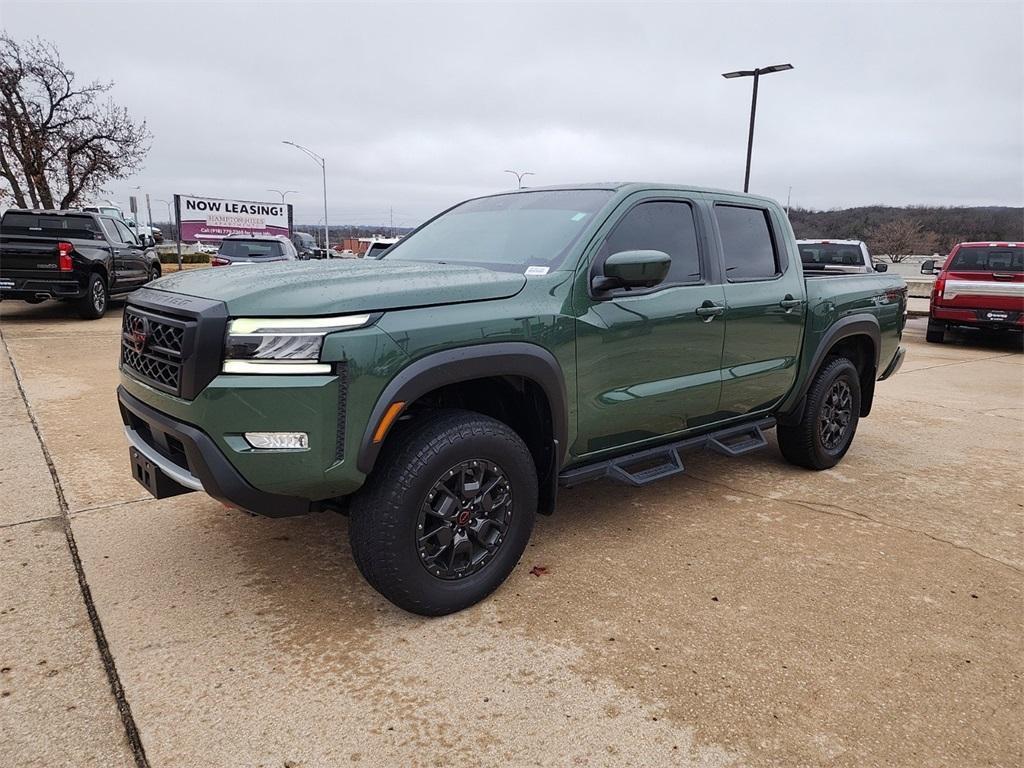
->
[[0, 236, 64, 277], [941, 270, 1024, 312], [939, 245, 1024, 312]]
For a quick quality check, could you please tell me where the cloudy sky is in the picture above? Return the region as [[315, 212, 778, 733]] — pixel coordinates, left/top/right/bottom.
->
[[4, 1, 1022, 226]]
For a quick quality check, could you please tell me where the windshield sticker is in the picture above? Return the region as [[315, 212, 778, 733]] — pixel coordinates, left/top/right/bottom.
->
[[525, 266, 550, 276], [571, 212, 588, 221]]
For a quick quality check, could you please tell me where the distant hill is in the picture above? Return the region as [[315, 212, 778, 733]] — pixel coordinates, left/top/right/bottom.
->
[[789, 206, 1023, 254], [295, 224, 415, 240]]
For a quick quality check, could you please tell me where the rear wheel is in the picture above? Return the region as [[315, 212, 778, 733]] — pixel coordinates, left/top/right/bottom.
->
[[77, 273, 108, 319], [778, 357, 861, 470], [925, 319, 946, 343], [349, 409, 537, 615]]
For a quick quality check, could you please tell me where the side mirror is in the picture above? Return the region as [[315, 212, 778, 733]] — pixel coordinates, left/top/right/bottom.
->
[[920, 259, 936, 275], [873, 262, 888, 272], [593, 250, 671, 292]]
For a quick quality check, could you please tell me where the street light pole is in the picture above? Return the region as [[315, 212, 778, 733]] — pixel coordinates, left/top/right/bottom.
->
[[722, 63, 793, 193], [267, 189, 298, 203], [504, 169, 534, 189], [283, 141, 329, 251], [154, 198, 173, 224]]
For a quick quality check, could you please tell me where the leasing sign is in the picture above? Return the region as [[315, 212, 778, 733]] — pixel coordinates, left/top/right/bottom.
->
[[175, 194, 292, 241]]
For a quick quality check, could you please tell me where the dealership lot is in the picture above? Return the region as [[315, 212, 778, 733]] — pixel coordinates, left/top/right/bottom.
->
[[1, 301, 1021, 767]]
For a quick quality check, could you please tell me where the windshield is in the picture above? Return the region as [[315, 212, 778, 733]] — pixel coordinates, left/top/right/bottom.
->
[[948, 246, 1023, 272], [294, 233, 315, 247], [383, 189, 613, 272], [798, 243, 865, 268], [218, 240, 284, 260]]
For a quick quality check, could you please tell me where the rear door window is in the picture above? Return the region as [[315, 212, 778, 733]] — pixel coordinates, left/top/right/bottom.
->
[[715, 205, 780, 280], [948, 246, 1023, 272], [100, 218, 121, 243]]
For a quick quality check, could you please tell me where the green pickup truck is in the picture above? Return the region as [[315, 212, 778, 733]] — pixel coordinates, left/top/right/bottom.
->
[[117, 183, 907, 615]]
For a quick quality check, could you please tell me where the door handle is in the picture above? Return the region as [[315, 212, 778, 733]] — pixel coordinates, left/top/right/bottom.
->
[[695, 302, 726, 322], [780, 295, 803, 311]]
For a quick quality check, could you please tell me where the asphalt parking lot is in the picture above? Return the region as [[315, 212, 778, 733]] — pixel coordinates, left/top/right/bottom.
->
[[1, 299, 1021, 768]]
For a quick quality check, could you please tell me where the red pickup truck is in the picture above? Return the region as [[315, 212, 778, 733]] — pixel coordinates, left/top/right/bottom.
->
[[923, 242, 1023, 343]]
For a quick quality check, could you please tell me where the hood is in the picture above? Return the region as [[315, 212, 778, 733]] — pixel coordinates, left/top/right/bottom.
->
[[149, 259, 527, 316]]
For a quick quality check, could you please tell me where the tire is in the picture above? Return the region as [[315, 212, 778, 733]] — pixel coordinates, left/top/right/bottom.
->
[[148, 263, 161, 282], [778, 357, 862, 471], [925, 319, 945, 344], [349, 409, 538, 616], [77, 273, 108, 319]]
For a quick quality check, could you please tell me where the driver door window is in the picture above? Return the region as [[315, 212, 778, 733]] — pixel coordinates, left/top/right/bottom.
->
[[598, 201, 703, 287]]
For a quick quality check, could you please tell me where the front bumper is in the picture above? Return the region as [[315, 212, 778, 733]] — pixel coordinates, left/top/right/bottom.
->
[[118, 386, 312, 516]]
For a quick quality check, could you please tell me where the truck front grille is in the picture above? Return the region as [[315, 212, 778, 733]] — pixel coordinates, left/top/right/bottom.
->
[[121, 307, 192, 395]]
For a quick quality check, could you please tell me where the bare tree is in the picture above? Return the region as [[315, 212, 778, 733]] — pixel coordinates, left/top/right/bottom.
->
[[867, 218, 924, 263], [0, 34, 150, 210]]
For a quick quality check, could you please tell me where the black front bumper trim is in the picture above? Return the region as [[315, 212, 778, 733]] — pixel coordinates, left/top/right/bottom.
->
[[117, 385, 311, 517]]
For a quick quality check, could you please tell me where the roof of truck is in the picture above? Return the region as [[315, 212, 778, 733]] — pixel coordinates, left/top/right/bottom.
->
[[954, 241, 1020, 248], [5, 208, 102, 217], [499, 182, 780, 205]]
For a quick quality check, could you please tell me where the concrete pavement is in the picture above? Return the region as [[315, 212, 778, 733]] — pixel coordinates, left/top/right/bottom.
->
[[1, 298, 1021, 767]]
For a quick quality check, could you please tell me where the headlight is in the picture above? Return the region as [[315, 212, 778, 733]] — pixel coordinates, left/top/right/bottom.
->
[[223, 313, 374, 374]]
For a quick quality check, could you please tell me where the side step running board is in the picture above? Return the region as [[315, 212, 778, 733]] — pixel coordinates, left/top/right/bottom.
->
[[559, 418, 775, 489], [708, 424, 769, 457]]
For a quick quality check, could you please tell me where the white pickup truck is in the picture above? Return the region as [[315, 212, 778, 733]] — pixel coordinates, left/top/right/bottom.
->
[[81, 204, 160, 246], [797, 239, 888, 274]]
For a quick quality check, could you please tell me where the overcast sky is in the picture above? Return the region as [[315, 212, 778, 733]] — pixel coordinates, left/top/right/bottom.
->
[[4, 1, 1022, 225]]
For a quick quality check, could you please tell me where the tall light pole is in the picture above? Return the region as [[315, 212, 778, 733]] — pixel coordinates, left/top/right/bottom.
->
[[722, 63, 793, 193], [504, 169, 534, 189], [283, 141, 329, 250], [154, 198, 173, 224], [268, 189, 298, 203]]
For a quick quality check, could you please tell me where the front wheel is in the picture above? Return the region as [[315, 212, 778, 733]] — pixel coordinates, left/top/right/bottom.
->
[[349, 409, 537, 616], [147, 263, 162, 283], [778, 357, 862, 470], [77, 273, 108, 319]]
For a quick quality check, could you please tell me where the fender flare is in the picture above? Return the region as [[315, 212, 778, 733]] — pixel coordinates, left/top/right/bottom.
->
[[356, 342, 568, 474], [780, 313, 881, 424]]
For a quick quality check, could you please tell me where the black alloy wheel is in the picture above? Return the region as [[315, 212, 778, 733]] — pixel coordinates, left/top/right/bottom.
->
[[818, 379, 853, 451], [416, 459, 513, 580]]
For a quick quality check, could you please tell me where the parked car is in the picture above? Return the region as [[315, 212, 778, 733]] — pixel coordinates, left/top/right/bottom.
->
[[922, 241, 1023, 343], [116, 183, 907, 615], [0, 209, 161, 319], [210, 234, 298, 267], [797, 239, 887, 274]]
